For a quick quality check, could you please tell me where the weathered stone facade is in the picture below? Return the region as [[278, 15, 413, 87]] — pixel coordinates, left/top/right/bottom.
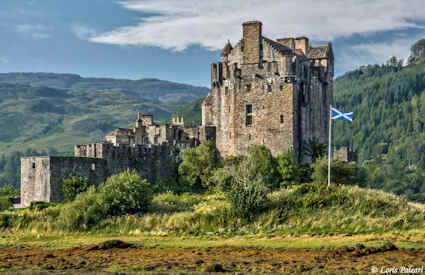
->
[[334, 147, 358, 163], [202, 21, 333, 163], [21, 114, 215, 207]]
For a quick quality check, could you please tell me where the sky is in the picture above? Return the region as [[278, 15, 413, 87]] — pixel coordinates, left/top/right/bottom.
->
[[0, 0, 424, 87]]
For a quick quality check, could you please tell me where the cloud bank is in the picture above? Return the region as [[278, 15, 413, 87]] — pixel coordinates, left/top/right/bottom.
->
[[91, 0, 425, 51]]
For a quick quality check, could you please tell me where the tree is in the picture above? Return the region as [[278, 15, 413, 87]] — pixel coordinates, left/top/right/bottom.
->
[[303, 137, 327, 163], [62, 174, 95, 202], [178, 141, 222, 189], [245, 145, 280, 190]]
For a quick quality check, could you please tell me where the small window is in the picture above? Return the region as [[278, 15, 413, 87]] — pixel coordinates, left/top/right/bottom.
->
[[248, 134, 251, 141], [267, 84, 272, 93], [246, 84, 251, 92], [280, 115, 284, 123], [91, 163, 96, 171], [228, 106, 230, 112], [246, 104, 253, 126], [225, 86, 229, 95], [280, 85, 283, 91], [32, 163, 36, 169], [154, 136, 158, 144]]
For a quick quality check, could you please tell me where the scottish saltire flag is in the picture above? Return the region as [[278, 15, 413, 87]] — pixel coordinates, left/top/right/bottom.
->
[[331, 107, 353, 122]]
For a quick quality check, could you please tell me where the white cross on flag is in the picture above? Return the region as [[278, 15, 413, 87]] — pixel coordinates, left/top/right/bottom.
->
[[331, 107, 353, 122]]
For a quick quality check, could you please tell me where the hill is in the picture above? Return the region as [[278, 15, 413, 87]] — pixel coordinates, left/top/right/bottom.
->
[[0, 74, 209, 188], [333, 59, 425, 201], [0, 73, 209, 105]]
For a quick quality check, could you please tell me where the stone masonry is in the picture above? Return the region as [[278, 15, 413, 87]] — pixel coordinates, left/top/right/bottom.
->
[[21, 114, 215, 207], [202, 21, 333, 163]]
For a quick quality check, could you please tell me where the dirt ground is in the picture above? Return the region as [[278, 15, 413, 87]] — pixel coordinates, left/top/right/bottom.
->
[[0, 240, 424, 274]]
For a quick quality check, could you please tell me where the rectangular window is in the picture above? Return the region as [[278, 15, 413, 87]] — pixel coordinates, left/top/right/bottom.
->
[[225, 86, 229, 95], [280, 115, 284, 123], [246, 104, 253, 126], [32, 163, 36, 169]]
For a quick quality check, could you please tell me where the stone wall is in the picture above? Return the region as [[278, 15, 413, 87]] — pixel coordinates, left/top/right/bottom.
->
[[21, 157, 107, 207]]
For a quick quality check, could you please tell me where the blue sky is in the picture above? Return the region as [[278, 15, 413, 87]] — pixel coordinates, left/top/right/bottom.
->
[[0, 0, 424, 87]]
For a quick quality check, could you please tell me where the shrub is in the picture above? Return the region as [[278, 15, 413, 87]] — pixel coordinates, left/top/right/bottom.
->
[[226, 162, 269, 221], [212, 167, 233, 192], [0, 185, 20, 197], [57, 186, 108, 231], [0, 197, 11, 211], [312, 158, 367, 186], [178, 141, 222, 189], [245, 145, 280, 190], [62, 174, 95, 202], [100, 170, 153, 216]]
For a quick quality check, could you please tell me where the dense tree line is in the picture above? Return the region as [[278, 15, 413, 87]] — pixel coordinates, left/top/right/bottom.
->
[[334, 52, 425, 201]]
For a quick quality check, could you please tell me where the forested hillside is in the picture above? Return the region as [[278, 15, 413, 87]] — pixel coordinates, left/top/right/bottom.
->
[[334, 56, 425, 201]]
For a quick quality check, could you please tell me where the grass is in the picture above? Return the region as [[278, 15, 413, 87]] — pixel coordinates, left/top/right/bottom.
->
[[1, 183, 425, 249]]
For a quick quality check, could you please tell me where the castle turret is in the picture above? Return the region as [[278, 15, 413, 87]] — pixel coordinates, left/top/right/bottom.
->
[[221, 40, 233, 63], [136, 112, 143, 128]]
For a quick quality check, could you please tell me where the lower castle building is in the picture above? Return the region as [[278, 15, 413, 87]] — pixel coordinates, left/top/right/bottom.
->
[[21, 114, 215, 207], [20, 20, 332, 206]]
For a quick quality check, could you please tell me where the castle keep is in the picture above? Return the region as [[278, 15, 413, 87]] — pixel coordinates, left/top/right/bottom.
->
[[202, 21, 333, 162], [20, 21, 333, 206]]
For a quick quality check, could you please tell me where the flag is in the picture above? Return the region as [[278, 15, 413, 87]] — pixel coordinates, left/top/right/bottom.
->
[[331, 107, 353, 122]]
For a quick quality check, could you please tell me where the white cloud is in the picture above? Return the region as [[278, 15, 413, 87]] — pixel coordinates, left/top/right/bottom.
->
[[72, 24, 98, 40], [16, 24, 50, 39], [91, 0, 425, 51]]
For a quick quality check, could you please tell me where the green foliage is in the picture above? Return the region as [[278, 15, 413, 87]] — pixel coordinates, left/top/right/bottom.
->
[[0, 184, 19, 197], [334, 52, 425, 201], [178, 141, 222, 189], [57, 186, 108, 231], [0, 198, 11, 211], [173, 97, 204, 126], [312, 158, 367, 187], [303, 137, 327, 163], [29, 201, 57, 211], [101, 170, 153, 216], [245, 145, 280, 190], [226, 161, 269, 221], [409, 39, 425, 64], [62, 174, 94, 202], [276, 151, 300, 187]]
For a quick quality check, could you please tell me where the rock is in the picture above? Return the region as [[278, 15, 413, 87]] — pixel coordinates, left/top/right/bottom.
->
[[204, 263, 226, 272], [355, 243, 365, 250], [87, 240, 135, 250], [382, 242, 398, 251]]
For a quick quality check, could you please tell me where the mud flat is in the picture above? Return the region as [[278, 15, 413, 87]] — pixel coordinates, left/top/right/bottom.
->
[[0, 240, 424, 274]]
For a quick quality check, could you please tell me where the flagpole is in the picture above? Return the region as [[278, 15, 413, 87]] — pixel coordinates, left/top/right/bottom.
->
[[328, 104, 332, 187]]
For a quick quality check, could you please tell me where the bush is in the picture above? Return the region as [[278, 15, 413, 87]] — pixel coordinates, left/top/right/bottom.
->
[[100, 170, 153, 216], [0, 197, 11, 211], [62, 174, 95, 202], [245, 145, 280, 190], [0, 185, 20, 197], [57, 186, 108, 231], [178, 141, 222, 189], [226, 162, 269, 221], [312, 158, 367, 186]]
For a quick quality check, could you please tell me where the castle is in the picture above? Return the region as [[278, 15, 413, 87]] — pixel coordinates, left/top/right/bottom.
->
[[203, 21, 333, 162], [20, 21, 333, 207]]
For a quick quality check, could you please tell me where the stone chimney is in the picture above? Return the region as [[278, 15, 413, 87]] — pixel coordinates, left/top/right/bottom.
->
[[294, 37, 309, 55], [277, 38, 295, 50], [242, 21, 262, 65]]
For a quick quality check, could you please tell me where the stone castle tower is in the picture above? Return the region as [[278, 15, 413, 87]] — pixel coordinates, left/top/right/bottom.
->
[[202, 21, 333, 163]]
